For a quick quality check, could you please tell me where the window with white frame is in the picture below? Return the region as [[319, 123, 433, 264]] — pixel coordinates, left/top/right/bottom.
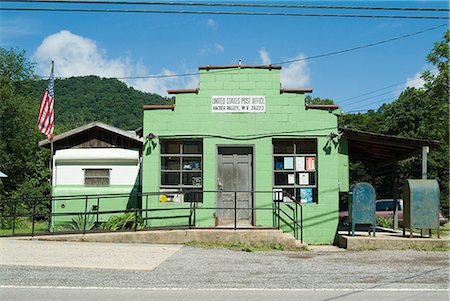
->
[[273, 139, 318, 204], [160, 140, 203, 203]]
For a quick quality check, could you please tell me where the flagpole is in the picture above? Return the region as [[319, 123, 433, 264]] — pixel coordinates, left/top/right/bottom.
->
[[38, 60, 55, 231], [49, 60, 54, 231]]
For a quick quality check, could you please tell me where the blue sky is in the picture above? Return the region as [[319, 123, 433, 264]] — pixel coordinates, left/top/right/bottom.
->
[[1, 1, 448, 112]]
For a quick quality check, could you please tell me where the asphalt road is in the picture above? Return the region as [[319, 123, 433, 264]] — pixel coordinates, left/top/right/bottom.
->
[[1, 287, 448, 301], [1, 239, 449, 300]]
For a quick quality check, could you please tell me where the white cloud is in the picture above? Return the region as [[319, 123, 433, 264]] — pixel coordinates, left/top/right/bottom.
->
[[213, 43, 225, 53], [258, 48, 271, 65], [133, 68, 198, 97], [404, 72, 425, 89], [34, 30, 130, 78], [280, 54, 310, 88], [198, 42, 225, 55], [33, 30, 197, 96], [206, 18, 218, 29]]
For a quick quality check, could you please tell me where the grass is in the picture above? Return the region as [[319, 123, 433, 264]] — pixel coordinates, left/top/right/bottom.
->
[[0, 220, 48, 236], [185, 241, 291, 252], [376, 216, 393, 228], [432, 222, 450, 236], [408, 222, 450, 237], [410, 245, 450, 251]]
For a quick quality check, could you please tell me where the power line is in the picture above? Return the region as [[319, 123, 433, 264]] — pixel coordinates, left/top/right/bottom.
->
[[345, 109, 379, 113], [271, 23, 448, 65], [3, 0, 449, 12], [345, 96, 396, 112], [339, 81, 409, 103], [339, 87, 404, 106], [34, 23, 447, 80], [1, 7, 448, 19]]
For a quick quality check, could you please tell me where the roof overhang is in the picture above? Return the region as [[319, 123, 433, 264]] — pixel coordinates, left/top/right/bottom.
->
[[340, 127, 439, 166], [199, 64, 281, 70], [39, 121, 143, 149]]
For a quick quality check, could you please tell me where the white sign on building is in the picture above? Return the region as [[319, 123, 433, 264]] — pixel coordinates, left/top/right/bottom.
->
[[211, 96, 266, 113]]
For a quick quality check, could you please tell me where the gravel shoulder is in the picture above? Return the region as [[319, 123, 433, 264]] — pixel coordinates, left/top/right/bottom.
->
[[1, 241, 449, 290]]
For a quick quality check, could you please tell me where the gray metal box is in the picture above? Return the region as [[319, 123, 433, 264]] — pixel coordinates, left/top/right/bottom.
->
[[403, 179, 440, 231]]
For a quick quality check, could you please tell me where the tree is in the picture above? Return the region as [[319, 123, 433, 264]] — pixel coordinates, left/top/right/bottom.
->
[[305, 95, 335, 105], [0, 48, 50, 200], [339, 30, 449, 215], [0, 48, 35, 81]]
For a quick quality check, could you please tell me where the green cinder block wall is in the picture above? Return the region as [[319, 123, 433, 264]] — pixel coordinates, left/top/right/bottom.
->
[[142, 67, 348, 244]]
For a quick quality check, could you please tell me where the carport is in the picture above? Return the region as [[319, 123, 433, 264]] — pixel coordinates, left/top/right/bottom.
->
[[339, 127, 440, 229]]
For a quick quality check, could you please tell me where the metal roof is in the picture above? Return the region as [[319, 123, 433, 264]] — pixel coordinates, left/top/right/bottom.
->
[[0, 171, 7, 178], [340, 127, 439, 164], [198, 64, 281, 70], [39, 121, 143, 148]]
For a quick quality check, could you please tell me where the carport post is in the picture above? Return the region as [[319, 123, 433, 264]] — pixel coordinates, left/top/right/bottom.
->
[[392, 161, 399, 230], [420, 146, 428, 238], [422, 146, 428, 179]]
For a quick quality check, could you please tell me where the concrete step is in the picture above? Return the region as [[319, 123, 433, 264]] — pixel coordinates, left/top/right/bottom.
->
[[20, 228, 306, 250]]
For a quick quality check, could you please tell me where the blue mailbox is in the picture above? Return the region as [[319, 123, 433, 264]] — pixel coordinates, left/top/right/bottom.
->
[[348, 182, 376, 237]]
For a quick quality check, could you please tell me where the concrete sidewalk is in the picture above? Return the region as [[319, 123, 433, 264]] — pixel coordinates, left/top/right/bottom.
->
[[338, 228, 449, 250], [0, 239, 182, 271]]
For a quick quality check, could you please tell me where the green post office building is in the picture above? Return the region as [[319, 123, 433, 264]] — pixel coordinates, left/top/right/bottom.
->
[[142, 65, 349, 244]]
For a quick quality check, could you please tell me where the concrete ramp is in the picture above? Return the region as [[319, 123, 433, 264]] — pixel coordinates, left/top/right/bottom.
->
[[15, 229, 303, 249]]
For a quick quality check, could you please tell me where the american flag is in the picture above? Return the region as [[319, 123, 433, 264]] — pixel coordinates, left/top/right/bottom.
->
[[38, 62, 54, 140]]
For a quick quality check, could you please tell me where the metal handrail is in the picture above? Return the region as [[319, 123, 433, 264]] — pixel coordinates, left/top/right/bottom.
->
[[273, 191, 303, 242], [0, 190, 303, 242]]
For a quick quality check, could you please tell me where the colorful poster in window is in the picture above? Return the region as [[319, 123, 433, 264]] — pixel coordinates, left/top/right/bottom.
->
[[275, 159, 283, 170], [298, 173, 309, 185], [300, 188, 313, 203], [296, 156, 305, 171], [284, 157, 294, 170], [306, 157, 315, 170]]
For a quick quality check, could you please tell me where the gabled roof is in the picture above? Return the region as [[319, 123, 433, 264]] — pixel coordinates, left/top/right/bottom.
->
[[0, 171, 7, 178], [39, 121, 143, 149]]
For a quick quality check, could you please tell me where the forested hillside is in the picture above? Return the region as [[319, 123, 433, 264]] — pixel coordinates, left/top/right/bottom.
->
[[25, 76, 171, 132]]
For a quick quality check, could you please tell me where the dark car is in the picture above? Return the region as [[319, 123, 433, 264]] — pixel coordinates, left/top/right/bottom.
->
[[339, 199, 448, 227]]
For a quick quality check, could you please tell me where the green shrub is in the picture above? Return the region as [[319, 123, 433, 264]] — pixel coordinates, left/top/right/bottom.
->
[[376, 216, 393, 228], [0, 218, 48, 236], [103, 212, 143, 231], [71, 214, 96, 231], [272, 243, 285, 251], [50, 223, 72, 232]]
